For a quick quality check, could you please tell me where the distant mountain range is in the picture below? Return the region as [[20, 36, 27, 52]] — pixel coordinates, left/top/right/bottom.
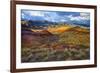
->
[[21, 20, 90, 28]]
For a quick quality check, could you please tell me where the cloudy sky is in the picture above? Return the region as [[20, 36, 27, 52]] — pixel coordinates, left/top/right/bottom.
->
[[21, 9, 90, 26]]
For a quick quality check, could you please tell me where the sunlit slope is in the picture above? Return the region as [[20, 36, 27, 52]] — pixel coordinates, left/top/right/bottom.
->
[[69, 26, 89, 33], [47, 25, 89, 34], [47, 25, 72, 34]]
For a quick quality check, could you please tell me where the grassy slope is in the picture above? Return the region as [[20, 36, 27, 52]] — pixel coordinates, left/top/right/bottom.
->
[[48, 25, 72, 34]]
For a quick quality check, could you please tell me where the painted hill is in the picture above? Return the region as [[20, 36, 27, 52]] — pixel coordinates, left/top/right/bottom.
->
[[31, 29, 53, 36], [47, 25, 89, 34], [21, 29, 58, 48], [47, 25, 72, 34]]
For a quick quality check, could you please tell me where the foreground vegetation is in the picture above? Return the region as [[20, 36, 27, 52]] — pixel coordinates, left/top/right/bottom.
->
[[22, 47, 89, 62]]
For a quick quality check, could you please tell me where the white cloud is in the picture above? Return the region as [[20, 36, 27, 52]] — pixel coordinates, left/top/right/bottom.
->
[[21, 13, 25, 19], [43, 12, 62, 22], [23, 11, 45, 17], [67, 15, 80, 21], [29, 11, 44, 17], [60, 19, 67, 22], [80, 13, 90, 17], [80, 13, 90, 20], [67, 13, 90, 21], [22, 11, 60, 22]]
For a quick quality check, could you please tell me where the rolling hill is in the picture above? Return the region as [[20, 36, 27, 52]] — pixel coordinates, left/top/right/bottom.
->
[[21, 25, 90, 62]]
